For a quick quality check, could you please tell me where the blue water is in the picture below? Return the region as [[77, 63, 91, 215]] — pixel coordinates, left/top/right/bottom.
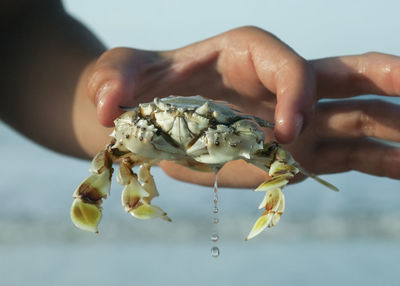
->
[[1, 241, 399, 286]]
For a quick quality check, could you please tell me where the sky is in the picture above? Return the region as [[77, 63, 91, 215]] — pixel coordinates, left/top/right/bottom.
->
[[63, 0, 400, 58]]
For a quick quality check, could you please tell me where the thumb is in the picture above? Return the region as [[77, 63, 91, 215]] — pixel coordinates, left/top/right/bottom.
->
[[87, 48, 161, 127]]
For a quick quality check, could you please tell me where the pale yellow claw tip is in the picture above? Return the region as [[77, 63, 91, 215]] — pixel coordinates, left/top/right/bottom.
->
[[129, 204, 170, 220], [70, 198, 102, 233], [247, 188, 285, 240], [268, 160, 298, 177], [255, 177, 288, 192], [245, 215, 272, 241]]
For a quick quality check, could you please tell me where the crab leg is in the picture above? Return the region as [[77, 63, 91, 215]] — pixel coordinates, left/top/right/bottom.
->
[[245, 159, 297, 240], [246, 143, 339, 240], [118, 158, 171, 221], [70, 149, 114, 233]]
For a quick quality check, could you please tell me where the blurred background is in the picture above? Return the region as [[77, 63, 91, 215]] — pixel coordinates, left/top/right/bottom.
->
[[1, 0, 400, 285]]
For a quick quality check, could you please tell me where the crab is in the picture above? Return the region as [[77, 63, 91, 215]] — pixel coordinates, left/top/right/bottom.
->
[[71, 95, 338, 240]]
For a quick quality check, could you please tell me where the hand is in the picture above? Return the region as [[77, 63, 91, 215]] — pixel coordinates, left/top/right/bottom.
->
[[86, 27, 400, 188], [87, 26, 314, 144], [161, 53, 400, 187], [291, 53, 400, 180]]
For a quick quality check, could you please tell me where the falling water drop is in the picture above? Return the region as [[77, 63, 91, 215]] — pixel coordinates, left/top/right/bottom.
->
[[210, 172, 221, 258], [213, 174, 219, 214], [211, 246, 220, 258], [211, 233, 219, 242]]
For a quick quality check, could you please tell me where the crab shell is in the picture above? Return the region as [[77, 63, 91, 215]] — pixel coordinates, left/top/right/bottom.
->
[[110, 95, 274, 169]]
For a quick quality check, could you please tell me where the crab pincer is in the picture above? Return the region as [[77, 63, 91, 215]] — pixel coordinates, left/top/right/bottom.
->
[[71, 150, 113, 233], [246, 145, 338, 240], [118, 159, 171, 221]]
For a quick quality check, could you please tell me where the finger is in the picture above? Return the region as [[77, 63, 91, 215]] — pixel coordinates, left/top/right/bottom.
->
[[218, 27, 315, 144], [87, 48, 139, 126], [247, 28, 315, 143], [87, 48, 166, 127], [314, 138, 400, 179], [314, 100, 400, 142], [311, 52, 400, 99], [272, 59, 315, 144]]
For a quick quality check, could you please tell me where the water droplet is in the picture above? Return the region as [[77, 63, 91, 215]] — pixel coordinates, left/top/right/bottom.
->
[[210, 173, 221, 258], [211, 246, 220, 258], [211, 233, 219, 242]]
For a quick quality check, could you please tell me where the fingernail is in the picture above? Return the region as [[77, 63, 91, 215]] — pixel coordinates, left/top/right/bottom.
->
[[294, 113, 304, 138], [95, 83, 112, 109]]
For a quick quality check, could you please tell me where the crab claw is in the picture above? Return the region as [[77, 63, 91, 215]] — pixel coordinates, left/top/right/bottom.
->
[[70, 150, 113, 233], [138, 164, 159, 202], [121, 177, 171, 221], [246, 188, 285, 240], [130, 203, 171, 221], [253, 161, 298, 193], [70, 198, 103, 233], [246, 160, 297, 240], [121, 174, 150, 212], [119, 162, 171, 222]]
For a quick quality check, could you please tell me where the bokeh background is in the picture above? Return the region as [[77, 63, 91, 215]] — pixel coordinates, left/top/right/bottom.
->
[[1, 0, 400, 285]]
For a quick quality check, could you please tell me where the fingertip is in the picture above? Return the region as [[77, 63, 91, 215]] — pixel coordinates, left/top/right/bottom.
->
[[274, 119, 293, 144], [95, 81, 128, 127], [274, 112, 304, 144], [86, 51, 137, 127]]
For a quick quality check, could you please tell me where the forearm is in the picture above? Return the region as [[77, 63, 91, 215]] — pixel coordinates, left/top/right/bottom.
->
[[0, 0, 109, 158]]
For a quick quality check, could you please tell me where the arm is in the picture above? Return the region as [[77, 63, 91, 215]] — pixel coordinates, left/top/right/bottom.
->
[[0, 0, 110, 158]]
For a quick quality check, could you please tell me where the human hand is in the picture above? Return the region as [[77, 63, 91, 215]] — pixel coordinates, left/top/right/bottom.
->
[[160, 53, 400, 187], [289, 53, 400, 181], [87, 26, 314, 144], [85, 27, 400, 188]]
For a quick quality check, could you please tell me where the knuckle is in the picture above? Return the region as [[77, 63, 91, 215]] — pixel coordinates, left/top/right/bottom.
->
[[361, 51, 382, 59], [226, 25, 273, 40], [356, 100, 385, 137], [232, 25, 263, 34], [292, 57, 309, 73], [242, 25, 266, 34], [97, 47, 126, 62], [358, 111, 374, 137]]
